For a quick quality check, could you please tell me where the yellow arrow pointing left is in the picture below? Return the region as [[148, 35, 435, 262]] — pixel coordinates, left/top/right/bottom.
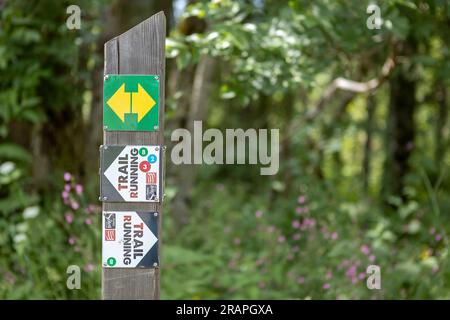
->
[[106, 84, 130, 122], [133, 84, 156, 122]]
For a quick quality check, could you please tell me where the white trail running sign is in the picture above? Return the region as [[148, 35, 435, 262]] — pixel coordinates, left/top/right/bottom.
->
[[100, 145, 161, 202], [102, 211, 159, 268]]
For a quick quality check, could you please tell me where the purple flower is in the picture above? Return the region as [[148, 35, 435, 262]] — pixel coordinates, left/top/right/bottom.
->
[[233, 238, 241, 245], [68, 236, 76, 245], [295, 207, 303, 215], [323, 283, 331, 290], [255, 210, 263, 218], [297, 276, 305, 284], [64, 184, 71, 192], [85, 218, 92, 225], [292, 220, 301, 229], [331, 232, 338, 240], [292, 233, 301, 241], [277, 235, 286, 243], [360, 244, 370, 256], [75, 184, 83, 195], [368, 254, 376, 262], [71, 201, 79, 210], [326, 271, 333, 279], [292, 245, 300, 252], [429, 227, 436, 235], [346, 266, 357, 278], [65, 213, 73, 224], [297, 196, 305, 204], [61, 191, 69, 200], [358, 272, 366, 280], [87, 204, 100, 214], [303, 218, 316, 228], [84, 264, 95, 272], [435, 234, 442, 242], [64, 172, 72, 181]]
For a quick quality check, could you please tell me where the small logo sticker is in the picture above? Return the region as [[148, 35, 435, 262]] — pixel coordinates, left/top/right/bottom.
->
[[146, 172, 157, 184], [105, 229, 116, 241], [146, 184, 157, 200], [107, 257, 117, 267], [104, 213, 116, 229]]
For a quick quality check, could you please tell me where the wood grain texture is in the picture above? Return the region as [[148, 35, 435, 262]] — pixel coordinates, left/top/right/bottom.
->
[[102, 11, 165, 300]]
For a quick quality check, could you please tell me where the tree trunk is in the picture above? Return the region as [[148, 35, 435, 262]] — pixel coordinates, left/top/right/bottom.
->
[[363, 93, 376, 194], [435, 80, 448, 173], [382, 63, 416, 199], [171, 55, 217, 227], [281, 91, 295, 191]]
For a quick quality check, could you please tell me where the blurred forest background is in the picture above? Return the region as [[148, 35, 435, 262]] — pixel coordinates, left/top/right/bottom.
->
[[0, 0, 449, 299]]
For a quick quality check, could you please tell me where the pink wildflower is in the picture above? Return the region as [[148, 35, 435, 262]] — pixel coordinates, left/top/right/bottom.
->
[[65, 213, 73, 224], [75, 184, 83, 195]]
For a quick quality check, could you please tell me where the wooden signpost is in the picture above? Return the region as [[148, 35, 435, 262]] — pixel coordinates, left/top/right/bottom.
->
[[100, 12, 165, 300]]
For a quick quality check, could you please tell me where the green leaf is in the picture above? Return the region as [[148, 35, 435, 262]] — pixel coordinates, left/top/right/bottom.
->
[[0, 143, 31, 163]]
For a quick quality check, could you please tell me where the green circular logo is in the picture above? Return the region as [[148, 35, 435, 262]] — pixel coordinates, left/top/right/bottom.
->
[[139, 147, 148, 157], [107, 257, 116, 266]]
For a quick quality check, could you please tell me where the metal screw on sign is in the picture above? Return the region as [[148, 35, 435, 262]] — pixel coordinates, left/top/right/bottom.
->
[[104, 75, 109, 81], [102, 196, 108, 201], [153, 263, 158, 267], [154, 212, 158, 217]]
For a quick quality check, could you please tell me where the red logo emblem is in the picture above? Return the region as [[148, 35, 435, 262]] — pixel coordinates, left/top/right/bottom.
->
[[146, 172, 157, 184], [105, 229, 115, 241]]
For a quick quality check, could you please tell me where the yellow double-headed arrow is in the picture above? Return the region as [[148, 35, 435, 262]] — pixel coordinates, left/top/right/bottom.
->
[[107, 84, 155, 122]]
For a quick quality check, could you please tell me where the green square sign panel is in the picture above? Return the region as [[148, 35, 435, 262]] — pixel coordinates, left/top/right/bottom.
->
[[103, 75, 159, 131]]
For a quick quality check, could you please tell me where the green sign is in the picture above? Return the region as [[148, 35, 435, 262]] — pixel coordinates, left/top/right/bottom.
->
[[103, 75, 159, 131]]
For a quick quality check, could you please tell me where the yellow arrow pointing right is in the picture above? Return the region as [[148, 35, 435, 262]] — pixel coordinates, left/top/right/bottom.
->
[[106, 84, 130, 122], [133, 84, 156, 122]]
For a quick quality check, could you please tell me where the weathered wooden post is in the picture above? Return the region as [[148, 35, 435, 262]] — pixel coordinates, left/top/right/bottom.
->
[[99, 12, 165, 300]]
